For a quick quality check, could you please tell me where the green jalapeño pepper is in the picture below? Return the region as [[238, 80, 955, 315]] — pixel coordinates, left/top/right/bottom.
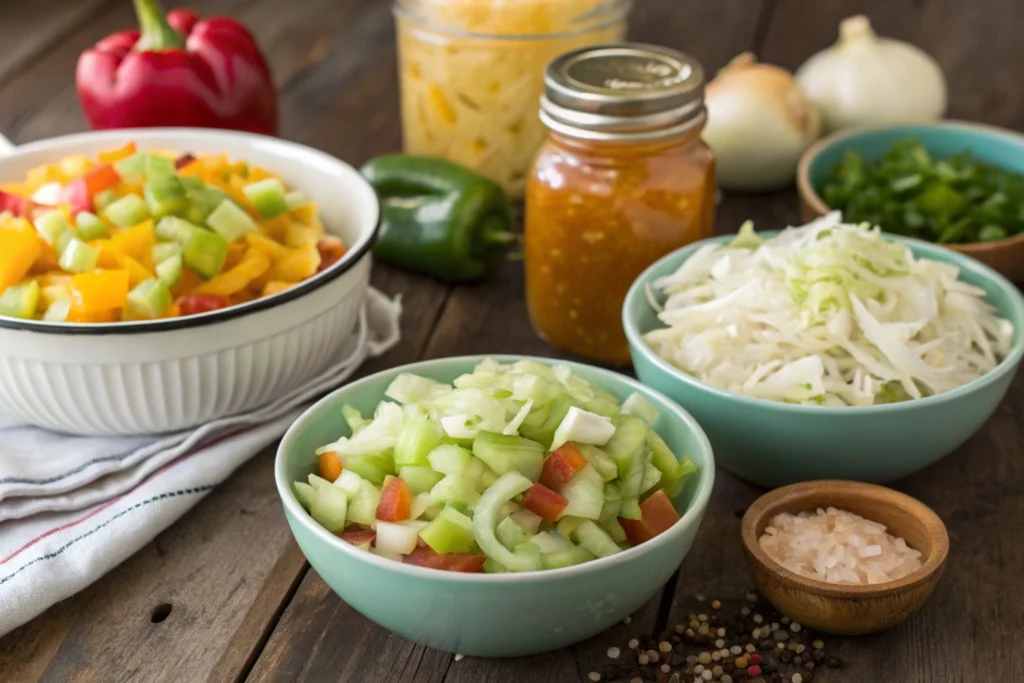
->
[[360, 155, 516, 282]]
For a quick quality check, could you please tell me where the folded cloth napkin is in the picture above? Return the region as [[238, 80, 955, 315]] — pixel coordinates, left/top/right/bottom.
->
[[0, 288, 401, 637]]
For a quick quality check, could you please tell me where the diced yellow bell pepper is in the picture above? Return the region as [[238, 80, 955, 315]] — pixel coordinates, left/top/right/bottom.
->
[[115, 253, 154, 286], [245, 233, 292, 261], [223, 242, 248, 271], [31, 243, 61, 274], [88, 240, 121, 269], [193, 250, 271, 296], [0, 182, 34, 197], [284, 222, 320, 248], [171, 266, 205, 298], [69, 270, 130, 313], [267, 245, 321, 282], [0, 223, 43, 293], [67, 308, 119, 323], [98, 142, 137, 164], [41, 283, 70, 307], [109, 220, 155, 260], [160, 303, 181, 319], [290, 203, 320, 226], [230, 290, 256, 305], [262, 280, 293, 297], [58, 155, 93, 182]]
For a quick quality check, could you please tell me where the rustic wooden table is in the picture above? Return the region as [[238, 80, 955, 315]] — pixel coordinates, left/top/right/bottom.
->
[[1, 0, 1022, 681]]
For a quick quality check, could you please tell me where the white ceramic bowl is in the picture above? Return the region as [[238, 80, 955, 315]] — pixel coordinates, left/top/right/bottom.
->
[[0, 129, 379, 435]]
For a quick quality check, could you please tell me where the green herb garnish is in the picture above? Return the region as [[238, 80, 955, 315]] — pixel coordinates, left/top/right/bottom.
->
[[821, 138, 1024, 244]]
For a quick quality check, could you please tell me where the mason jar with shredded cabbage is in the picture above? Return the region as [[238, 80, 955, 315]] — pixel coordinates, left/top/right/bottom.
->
[[393, 0, 630, 198]]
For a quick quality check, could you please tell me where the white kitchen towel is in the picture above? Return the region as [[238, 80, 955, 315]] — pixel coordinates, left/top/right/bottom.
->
[[0, 288, 401, 636]]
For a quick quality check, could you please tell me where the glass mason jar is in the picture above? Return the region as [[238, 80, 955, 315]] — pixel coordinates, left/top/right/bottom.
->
[[525, 44, 716, 364], [393, 0, 630, 198]]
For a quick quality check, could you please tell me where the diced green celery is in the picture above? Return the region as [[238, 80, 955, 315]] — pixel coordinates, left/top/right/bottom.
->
[[114, 151, 147, 182], [144, 174, 188, 218], [0, 280, 40, 319], [243, 178, 290, 218], [576, 444, 618, 482], [155, 216, 201, 243], [512, 542, 542, 568], [622, 393, 659, 425], [152, 242, 180, 264], [185, 185, 229, 225], [576, 520, 622, 557], [34, 209, 71, 245], [641, 462, 662, 494], [398, 466, 444, 495], [511, 510, 543, 533], [293, 481, 316, 511], [561, 465, 604, 520], [541, 545, 596, 569], [206, 198, 257, 241], [582, 395, 620, 418], [183, 228, 229, 279], [601, 518, 627, 544], [483, 557, 508, 573], [529, 531, 575, 554], [464, 457, 486, 482], [518, 395, 575, 448], [285, 191, 307, 210], [75, 211, 109, 240], [56, 230, 74, 256], [44, 299, 71, 322], [496, 516, 532, 550], [419, 505, 475, 553], [600, 498, 622, 522], [471, 431, 544, 480], [479, 467, 498, 489], [619, 497, 641, 520], [342, 404, 369, 434], [310, 482, 347, 532], [347, 482, 382, 526], [181, 176, 204, 192], [620, 446, 646, 498], [156, 254, 182, 287], [394, 416, 443, 467], [332, 469, 365, 499], [605, 416, 647, 478], [341, 452, 393, 485], [126, 278, 172, 319], [429, 474, 480, 507], [102, 193, 150, 228], [473, 472, 541, 572], [307, 473, 332, 489], [146, 153, 176, 179], [427, 444, 473, 475], [93, 188, 117, 212], [555, 516, 584, 539], [59, 239, 99, 273]]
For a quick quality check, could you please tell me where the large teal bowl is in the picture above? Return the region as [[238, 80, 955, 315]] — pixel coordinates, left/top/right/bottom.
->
[[623, 234, 1024, 488], [275, 355, 715, 657]]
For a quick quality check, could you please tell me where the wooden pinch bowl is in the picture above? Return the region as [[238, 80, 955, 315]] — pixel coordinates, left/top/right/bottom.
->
[[740, 480, 949, 636]]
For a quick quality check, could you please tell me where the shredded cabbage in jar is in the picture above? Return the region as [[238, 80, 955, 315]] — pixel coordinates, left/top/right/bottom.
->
[[643, 213, 1016, 406], [395, 0, 626, 197]]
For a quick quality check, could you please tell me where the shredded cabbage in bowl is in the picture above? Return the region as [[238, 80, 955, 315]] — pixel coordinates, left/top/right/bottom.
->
[[643, 213, 1016, 406]]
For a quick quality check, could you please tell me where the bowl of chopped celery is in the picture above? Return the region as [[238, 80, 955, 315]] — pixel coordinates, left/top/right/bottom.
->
[[797, 120, 1024, 282], [623, 216, 1024, 488], [0, 128, 379, 434], [275, 355, 714, 657]]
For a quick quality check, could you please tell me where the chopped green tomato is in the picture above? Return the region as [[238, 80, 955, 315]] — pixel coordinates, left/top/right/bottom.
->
[[604, 416, 647, 479], [182, 228, 229, 279], [511, 541, 542, 569], [43, 299, 71, 322], [483, 557, 508, 573], [471, 431, 544, 480], [102, 193, 150, 229], [309, 482, 348, 532], [332, 469, 365, 499], [601, 517, 627, 544], [144, 174, 188, 218], [93, 188, 117, 212], [342, 404, 369, 434], [151, 242, 181, 264], [340, 452, 393, 485], [472, 472, 540, 572], [56, 230, 74, 257], [555, 516, 584, 539], [347, 481, 382, 526], [576, 444, 618, 482], [550, 406, 615, 452], [113, 151, 147, 182], [59, 238, 100, 273], [394, 416, 443, 467], [293, 481, 316, 510], [0, 280, 40, 319], [621, 393, 659, 425], [419, 505, 475, 553], [155, 216, 201, 243], [126, 278, 172, 318], [641, 462, 662, 494], [463, 457, 486, 482], [600, 498, 622, 522], [75, 211, 108, 241], [285, 190, 308, 210], [529, 531, 575, 554], [429, 474, 480, 507], [427, 444, 473, 475], [541, 545, 596, 569], [34, 209, 71, 245], [185, 186, 230, 225], [206, 198, 258, 242], [398, 466, 444, 495], [307, 473, 331, 489], [146, 153, 176, 179], [244, 178, 290, 218], [561, 465, 605, 520], [576, 520, 622, 558], [156, 254, 183, 287], [496, 516, 533, 550], [518, 396, 574, 448], [619, 496, 642, 520]]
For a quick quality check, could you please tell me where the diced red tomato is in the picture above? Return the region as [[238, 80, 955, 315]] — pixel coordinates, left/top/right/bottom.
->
[[0, 190, 31, 217], [376, 477, 412, 522], [619, 490, 681, 545], [60, 164, 120, 214], [316, 236, 346, 273], [175, 294, 232, 316], [540, 442, 588, 491], [175, 153, 197, 170], [337, 527, 376, 547], [403, 546, 487, 573], [521, 482, 568, 523]]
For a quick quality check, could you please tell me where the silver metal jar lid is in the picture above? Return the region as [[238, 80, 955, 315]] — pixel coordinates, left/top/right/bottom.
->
[[540, 43, 705, 142]]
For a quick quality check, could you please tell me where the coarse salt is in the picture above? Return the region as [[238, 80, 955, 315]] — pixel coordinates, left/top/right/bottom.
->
[[758, 507, 923, 585]]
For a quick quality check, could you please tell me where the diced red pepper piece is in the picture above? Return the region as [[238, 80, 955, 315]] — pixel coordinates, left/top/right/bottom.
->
[[316, 236, 346, 273], [619, 490, 681, 545], [540, 442, 588, 492], [521, 482, 568, 523], [376, 477, 412, 522], [403, 546, 487, 573], [60, 163, 121, 214], [175, 293, 231, 316], [337, 527, 376, 547], [0, 190, 32, 217], [175, 153, 197, 170]]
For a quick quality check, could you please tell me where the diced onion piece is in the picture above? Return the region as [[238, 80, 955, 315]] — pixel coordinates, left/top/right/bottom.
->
[[502, 399, 534, 436], [550, 407, 615, 452], [385, 373, 450, 404], [621, 393, 659, 425], [441, 414, 478, 439], [375, 520, 420, 555], [472, 472, 540, 572], [510, 510, 543, 534]]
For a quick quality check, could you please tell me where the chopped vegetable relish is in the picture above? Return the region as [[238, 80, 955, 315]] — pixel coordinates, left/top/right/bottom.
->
[[0, 142, 345, 322], [821, 138, 1024, 244], [293, 358, 698, 573]]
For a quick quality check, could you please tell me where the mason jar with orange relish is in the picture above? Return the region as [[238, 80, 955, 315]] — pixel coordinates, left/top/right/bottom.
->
[[525, 44, 716, 364]]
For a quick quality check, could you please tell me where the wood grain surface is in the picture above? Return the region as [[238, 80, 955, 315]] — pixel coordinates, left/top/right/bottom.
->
[[1, 0, 1022, 681]]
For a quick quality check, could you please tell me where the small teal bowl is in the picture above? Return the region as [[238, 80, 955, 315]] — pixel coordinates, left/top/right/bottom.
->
[[275, 355, 715, 657], [623, 234, 1024, 489]]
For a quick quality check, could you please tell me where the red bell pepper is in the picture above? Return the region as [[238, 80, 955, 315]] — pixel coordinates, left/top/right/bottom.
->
[[0, 190, 31, 218], [76, 0, 278, 135], [60, 164, 121, 215]]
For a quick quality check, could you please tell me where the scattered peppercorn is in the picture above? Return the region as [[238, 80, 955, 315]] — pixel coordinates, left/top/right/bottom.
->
[[587, 672, 601, 682], [747, 664, 763, 677], [735, 656, 749, 669], [826, 655, 842, 668]]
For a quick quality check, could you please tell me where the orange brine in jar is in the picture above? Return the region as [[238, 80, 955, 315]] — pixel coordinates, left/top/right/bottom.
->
[[525, 44, 715, 364]]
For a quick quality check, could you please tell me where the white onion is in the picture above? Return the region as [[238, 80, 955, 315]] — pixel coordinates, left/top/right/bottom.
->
[[374, 521, 420, 555]]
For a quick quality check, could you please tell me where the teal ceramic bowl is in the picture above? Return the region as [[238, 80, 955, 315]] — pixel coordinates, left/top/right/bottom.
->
[[623, 234, 1024, 489], [274, 355, 715, 657]]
